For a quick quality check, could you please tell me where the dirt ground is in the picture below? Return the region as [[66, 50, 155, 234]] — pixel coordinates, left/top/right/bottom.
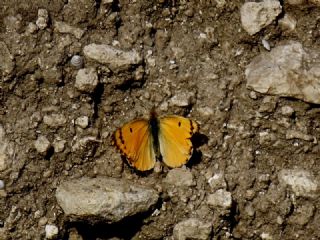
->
[[1, 0, 320, 239]]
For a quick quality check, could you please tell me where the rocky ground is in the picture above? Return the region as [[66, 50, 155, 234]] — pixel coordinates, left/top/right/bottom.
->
[[1, 0, 320, 239]]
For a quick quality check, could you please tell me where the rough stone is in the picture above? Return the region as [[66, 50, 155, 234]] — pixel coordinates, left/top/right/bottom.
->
[[285, 130, 315, 142], [83, 44, 142, 71], [278, 169, 318, 198], [43, 113, 67, 127], [207, 189, 232, 209], [0, 125, 8, 171], [55, 177, 159, 222], [45, 224, 58, 239], [281, 106, 294, 116], [163, 168, 194, 187], [173, 218, 212, 240], [246, 42, 320, 104], [75, 68, 98, 93], [289, 202, 315, 226], [34, 135, 51, 154], [0, 41, 14, 78], [240, 0, 282, 35], [207, 172, 227, 190], [54, 21, 85, 39], [52, 139, 66, 153], [75, 116, 89, 129], [170, 91, 195, 107], [36, 9, 49, 30]]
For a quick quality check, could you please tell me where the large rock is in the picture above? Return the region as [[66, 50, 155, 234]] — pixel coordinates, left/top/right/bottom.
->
[[240, 0, 282, 35], [55, 177, 159, 222], [278, 169, 318, 198], [83, 44, 142, 71], [246, 42, 320, 104]]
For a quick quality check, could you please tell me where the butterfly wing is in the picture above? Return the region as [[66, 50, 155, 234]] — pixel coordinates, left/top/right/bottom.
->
[[113, 119, 156, 171], [158, 116, 199, 168]]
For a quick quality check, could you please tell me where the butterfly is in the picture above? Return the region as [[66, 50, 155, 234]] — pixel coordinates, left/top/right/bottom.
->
[[113, 111, 199, 171]]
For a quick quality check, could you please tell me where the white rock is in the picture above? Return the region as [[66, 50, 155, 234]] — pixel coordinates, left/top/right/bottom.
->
[[281, 106, 294, 116], [246, 42, 320, 104], [163, 168, 194, 187], [75, 68, 98, 93], [170, 91, 195, 107], [278, 169, 318, 198], [36, 9, 49, 30], [45, 224, 58, 239], [34, 136, 51, 154], [260, 232, 273, 240], [26, 22, 38, 34], [43, 113, 67, 127], [75, 116, 89, 129], [207, 189, 232, 209], [54, 21, 85, 39], [52, 139, 66, 153], [55, 177, 159, 222], [173, 218, 212, 240], [262, 39, 271, 51], [83, 44, 142, 71], [240, 0, 282, 35], [208, 172, 227, 190]]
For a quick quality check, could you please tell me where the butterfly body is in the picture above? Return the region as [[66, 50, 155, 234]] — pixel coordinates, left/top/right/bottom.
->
[[113, 112, 199, 171]]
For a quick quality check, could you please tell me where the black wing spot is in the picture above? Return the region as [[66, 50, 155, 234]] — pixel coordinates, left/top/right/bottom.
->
[[178, 121, 181, 127], [189, 119, 194, 132], [130, 127, 133, 133], [119, 130, 125, 144]]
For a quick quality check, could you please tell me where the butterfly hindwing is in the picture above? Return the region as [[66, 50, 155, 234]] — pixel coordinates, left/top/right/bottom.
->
[[113, 119, 156, 171], [158, 115, 199, 168]]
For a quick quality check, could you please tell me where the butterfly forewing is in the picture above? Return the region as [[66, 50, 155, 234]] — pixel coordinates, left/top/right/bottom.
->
[[158, 116, 199, 168], [114, 119, 156, 171]]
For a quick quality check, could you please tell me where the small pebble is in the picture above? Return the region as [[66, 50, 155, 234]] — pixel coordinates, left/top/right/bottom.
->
[[170, 91, 195, 107], [45, 224, 58, 239], [281, 106, 294, 116], [34, 136, 51, 154], [262, 39, 271, 51], [207, 189, 232, 209], [43, 113, 67, 127], [75, 68, 99, 93], [249, 91, 257, 99], [36, 9, 49, 30], [53, 139, 66, 153], [75, 116, 89, 129], [0, 180, 4, 189]]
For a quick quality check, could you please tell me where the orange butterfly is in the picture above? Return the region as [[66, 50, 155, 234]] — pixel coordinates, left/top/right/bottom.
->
[[113, 111, 199, 171]]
